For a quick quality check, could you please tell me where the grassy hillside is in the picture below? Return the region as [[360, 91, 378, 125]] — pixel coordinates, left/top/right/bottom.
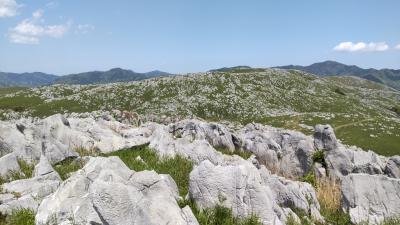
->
[[0, 69, 399, 155]]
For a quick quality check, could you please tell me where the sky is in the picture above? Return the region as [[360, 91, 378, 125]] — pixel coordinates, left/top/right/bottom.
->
[[0, 0, 399, 75]]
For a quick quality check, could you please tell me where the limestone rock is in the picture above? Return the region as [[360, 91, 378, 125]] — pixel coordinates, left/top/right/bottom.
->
[[341, 174, 400, 224], [0, 153, 20, 177], [385, 156, 400, 178], [314, 124, 338, 151], [189, 160, 284, 225], [35, 156, 198, 225], [0, 155, 61, 215]]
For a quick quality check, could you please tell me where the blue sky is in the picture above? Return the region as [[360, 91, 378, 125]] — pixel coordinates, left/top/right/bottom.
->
[[0, 0, 399, 75]]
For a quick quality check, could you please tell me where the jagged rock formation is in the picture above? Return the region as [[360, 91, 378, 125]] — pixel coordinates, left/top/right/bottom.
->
[[0, 112, 399, 224]]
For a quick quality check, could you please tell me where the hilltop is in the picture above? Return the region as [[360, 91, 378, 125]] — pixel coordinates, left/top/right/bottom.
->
[[0, 68, 399, 156]]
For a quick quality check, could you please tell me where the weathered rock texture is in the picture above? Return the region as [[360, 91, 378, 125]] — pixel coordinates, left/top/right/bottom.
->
[[0, 113, 398, 224]]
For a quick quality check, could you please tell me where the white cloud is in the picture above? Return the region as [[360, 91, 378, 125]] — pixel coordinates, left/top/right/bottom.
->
[[333, 42, 389, 52], [76, 24, 95, 34], [395, 44, 400, 50], [32, 9, 43, 19], [0, 0, 18, 17], [8, 11, 70, 44]]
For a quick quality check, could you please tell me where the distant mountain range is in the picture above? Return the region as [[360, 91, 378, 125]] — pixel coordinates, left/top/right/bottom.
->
[[1, 61, 400, 90], [276, 61, 400, 90], [0, 72, 58, 87], [0, 68, 172, 87]]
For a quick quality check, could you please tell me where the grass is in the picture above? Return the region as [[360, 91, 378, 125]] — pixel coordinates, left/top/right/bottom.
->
[[0, 70, 399, 155], [53, 158, 85, 181], [102, 144, 193, 196], [299, 172, 317, 187], [0, 159, 35, 187], [0, 208, 35, 225], [180, 200, 262, 225], [214, 147, 253, 160]]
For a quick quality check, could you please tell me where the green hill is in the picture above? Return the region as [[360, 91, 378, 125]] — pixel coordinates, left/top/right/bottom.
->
[[0, 68, 399, 155]]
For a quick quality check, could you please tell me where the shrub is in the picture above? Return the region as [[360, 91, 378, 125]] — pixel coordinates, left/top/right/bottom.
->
[[300, 172, 316, 187], [334, 88, 346, 96], [312, 150, 326, 168], [102, 144, 193, 196]]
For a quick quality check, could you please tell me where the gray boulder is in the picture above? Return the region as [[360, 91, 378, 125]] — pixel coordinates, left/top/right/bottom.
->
[[170, 119, 236, 151], [341, 174, 400, 224], [237, 123, 315, 178], [314, 124, 338, 151], [260, 167, 324, 222], [189, 160, 284, 225], [35, 156, 198, 225]]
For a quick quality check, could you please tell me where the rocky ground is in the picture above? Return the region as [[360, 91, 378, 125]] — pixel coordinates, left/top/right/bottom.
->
[[0, 69, 399, 156], [0, 111, 399, 225]]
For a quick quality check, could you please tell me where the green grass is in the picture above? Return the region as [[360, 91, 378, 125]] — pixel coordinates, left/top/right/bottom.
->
[[214, 147, 253, 159], [180, 200, 262, 225], [319, 205, 352, 225], [0, 70, 399, 155], [0, 159, 35, 187], [0, 208, 35, 225], [102, 144, 193, 196], [53, 158, 85, 181]]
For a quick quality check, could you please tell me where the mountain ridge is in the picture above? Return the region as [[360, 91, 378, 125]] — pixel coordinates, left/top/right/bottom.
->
[[276, 60, 400, 90], [0, 68, 172, 87]]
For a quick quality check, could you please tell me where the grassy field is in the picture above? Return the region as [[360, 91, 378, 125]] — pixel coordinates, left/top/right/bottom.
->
[[0, 69, 399, 155]]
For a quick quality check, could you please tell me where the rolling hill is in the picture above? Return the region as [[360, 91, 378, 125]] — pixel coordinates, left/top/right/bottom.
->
[[0, 68, 399, 156]]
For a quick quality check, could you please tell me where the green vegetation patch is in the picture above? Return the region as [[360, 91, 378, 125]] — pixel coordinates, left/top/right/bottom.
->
[[0, 208, 35, 225], [181, 200, 262, 225], [214, 147, 253, 159], [53, 158, 85, 181], [0, 159, 35, 187]]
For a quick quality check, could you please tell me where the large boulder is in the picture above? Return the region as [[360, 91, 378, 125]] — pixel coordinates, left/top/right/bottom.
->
[[237, 123, 315, 178], [341, 174, 400, 224], [170, 119, 236, 151], [35, 156, 198, 225], [260, 167, 323, 222], [148, 123, 225, 165], [189, 160, 285, 225]]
